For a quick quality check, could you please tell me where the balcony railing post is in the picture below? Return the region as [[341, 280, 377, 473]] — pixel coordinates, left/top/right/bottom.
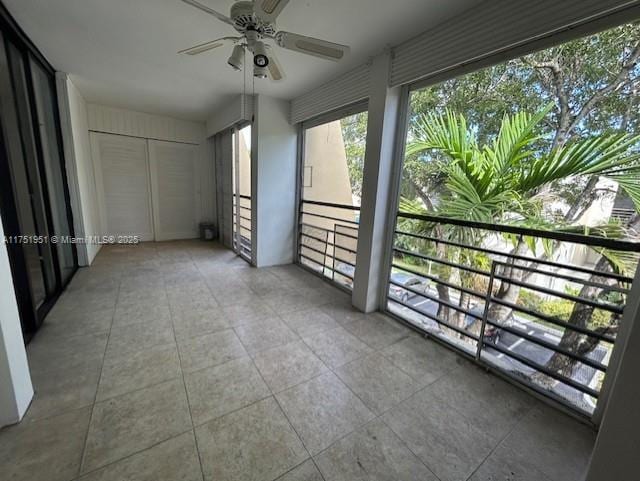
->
[[477, 262, 498, 361]]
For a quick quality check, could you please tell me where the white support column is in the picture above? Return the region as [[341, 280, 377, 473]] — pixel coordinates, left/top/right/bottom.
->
[[584, 266, 640, 481], [0, 220, 33, 427], [352, 53, 403, 312], [252, 95, 298, 267]]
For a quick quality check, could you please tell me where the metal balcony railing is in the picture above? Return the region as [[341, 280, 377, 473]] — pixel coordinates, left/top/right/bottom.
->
[[386, 211, 640, 417], [297, 200, 360, 290], [232, 194, 252, 262]]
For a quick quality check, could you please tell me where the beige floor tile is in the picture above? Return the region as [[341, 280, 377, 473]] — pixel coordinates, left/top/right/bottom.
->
[[195, 397, 308, 481], [221, 302, 275, 327], [105, 319, 175, 357], [335, 352, 421, 415], [501, 405, 596, 481], [276, 372, 375, 455], [171, 308, 230, 340], [97, 343, 181, 401], [341, 312, 410, 349], [185, 357, 270, 425], [26, 358, 102, 421], [468, 442, 554, 481], [0, 406, 91, 481], [177, 329, 247, 373], [280, 307, 341, 337], [382, 388, 495, 481], [315, 419, 438, 481], [276, 460, 324, 481], [233, 316, 299, 355], [302, 326, 372, 369], [79, 432, 202, 481], [82, 379, 192, 472], [253, 341, 330, 393], [382, 334, 460, 387], [424, 363, 536, 441]]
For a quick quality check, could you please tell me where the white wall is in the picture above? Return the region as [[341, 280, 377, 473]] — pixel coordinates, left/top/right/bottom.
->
[[57, 74, 102, 265], [252, 95, 298, 267], [585, 266, 640, 480], [0, 220, 33, 427], [87, 103, 205, 144]]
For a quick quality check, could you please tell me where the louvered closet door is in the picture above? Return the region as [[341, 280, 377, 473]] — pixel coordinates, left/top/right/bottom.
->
[[90, 132, 155, 241], [148, 140, 200, 241]]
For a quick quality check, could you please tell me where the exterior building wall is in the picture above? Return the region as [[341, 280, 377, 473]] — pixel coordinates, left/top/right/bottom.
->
[[301, 120, 358, 277]]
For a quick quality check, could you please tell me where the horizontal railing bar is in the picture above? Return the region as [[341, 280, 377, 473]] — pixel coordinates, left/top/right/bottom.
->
[[300, 223, 359, 241], [506, 264, 630, 293], [299, 244, 356, 268], [396, 211, 640, 252], [481, 339, 599, 398], [488, 296, 616, 343], [393, 247, 490, 277], [300, 232, 358, 255], [492, 270, 624, 314], [389, 279, 483, 320], [391, 263, 486, 300], [395, 229, 633, 283], [484, 320, 607, 372], [235, 194, 251, 200], [301, 211, 360, 226], [298, 254, 355, 280], [302, 199, 361, 211], [388, 297, 479, 341], [232, 204, 252, 212]]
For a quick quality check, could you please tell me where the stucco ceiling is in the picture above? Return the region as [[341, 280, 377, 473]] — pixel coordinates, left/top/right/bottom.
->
[[4, 0, 481, 121]]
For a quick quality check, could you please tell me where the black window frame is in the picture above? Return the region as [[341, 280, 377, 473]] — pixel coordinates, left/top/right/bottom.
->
[[0, 3, 78, 341]]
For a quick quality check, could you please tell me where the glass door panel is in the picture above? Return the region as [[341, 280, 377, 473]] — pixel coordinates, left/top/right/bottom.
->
[[0, 37, 48, 309], [6, 40, 57, 300], [30, 58, 76, 283]]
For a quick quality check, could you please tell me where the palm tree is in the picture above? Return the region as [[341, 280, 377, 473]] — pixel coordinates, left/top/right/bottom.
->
[[403, 104, 640, 382]]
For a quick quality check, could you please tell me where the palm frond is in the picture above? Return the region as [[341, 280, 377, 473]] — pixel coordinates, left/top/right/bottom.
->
[[519, 133, 640, 205]]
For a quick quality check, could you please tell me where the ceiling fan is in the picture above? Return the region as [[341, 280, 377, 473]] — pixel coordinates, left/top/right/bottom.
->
[[178, 0, 351, 81]]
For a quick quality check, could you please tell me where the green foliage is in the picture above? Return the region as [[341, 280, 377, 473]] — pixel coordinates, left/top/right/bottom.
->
[[517, 290, 613, 329], [406, 104, 640, 225], [403, 23, 640, 213], [340, 111, 368, 199]]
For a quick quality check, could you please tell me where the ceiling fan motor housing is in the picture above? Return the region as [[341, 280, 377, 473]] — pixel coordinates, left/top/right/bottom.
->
[[230, 1, 276, 36]]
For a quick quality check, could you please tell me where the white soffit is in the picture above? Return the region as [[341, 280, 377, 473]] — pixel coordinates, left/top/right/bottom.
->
[[290, 63, 371, 124], [390, 0, 640, 87]]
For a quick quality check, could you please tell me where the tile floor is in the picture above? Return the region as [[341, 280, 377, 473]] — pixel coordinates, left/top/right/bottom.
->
[[0, 241, 596, 481]]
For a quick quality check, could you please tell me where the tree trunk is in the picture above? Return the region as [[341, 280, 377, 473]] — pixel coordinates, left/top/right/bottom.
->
[[535, 256, 616, 387], [487, 241, 530, 323]]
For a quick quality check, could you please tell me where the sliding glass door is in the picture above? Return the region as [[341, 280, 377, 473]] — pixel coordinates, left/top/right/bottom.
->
[[30, 58, 76, 284], [0, 10, 78, 340]]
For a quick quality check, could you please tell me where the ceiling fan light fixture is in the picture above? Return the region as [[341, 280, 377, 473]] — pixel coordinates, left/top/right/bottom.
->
[[252, 41, 269, 68], [228, 44, 244, 71], [254, 63, 268, 79]]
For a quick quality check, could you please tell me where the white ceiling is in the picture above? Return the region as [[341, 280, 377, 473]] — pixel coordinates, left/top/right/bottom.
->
[[4, 0, 481, 121]]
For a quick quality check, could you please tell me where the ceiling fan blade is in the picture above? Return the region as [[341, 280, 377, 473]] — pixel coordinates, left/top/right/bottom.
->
[[275, 32, 350, 61], [254, 0, 290, 22], [178, 37, 239, 55], [266, 49, 285, 81], [181, 0, 234, 26], [179, 40, 225, 55]]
